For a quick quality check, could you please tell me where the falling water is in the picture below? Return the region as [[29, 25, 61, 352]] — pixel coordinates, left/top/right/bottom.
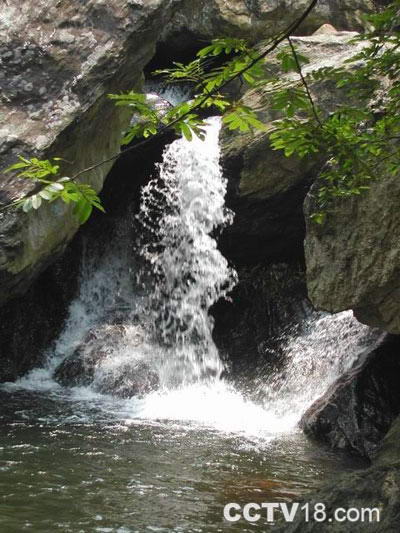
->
[[11, 115, 237, 396], [136, 116, 236, 387]]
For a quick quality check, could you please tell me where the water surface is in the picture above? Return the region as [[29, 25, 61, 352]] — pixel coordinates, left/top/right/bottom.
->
[[0, 388, 364, 533]]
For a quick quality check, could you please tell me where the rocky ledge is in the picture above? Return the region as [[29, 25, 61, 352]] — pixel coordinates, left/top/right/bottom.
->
[[301, 334, 400, 459], [277, 415, 400, 532]]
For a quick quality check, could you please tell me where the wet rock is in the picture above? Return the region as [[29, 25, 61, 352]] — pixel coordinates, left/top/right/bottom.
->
[[53, 324, 127, 387], [54, 350, 93, 387], [301, 334, 400, 459], [53, 323, 159, 398], [96, 360, 160, 398], [212, 262, 311, 376]]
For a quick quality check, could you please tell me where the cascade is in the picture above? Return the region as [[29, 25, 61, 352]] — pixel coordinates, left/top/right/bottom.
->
[[135, 115, 236, 387], [6, 89, 375, 435]]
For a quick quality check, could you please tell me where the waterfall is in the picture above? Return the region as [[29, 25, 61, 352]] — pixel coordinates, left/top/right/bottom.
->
[[12, 114, 236, 396], [4, 91, 378, 436], [136, 116, 236, 387]]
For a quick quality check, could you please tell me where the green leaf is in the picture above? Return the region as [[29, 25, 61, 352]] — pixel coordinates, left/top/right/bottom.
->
[[39, 189, 54, 200], [180, 122, 193, 141], [243, 71, 255, 85], [73, 199, 93, 225], [4, 161, 30, 172], [22, 198, 32, 213], [197, 38, 248, 58], [48, 182, 64, 192], [310, 212, 326, 225], [31, 195, 42, 210]]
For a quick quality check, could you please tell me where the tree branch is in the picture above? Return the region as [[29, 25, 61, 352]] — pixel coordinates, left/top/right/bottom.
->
[[71, 0, 318, 180], [287, 36, 322, 126], [1, 0, 319, 213]]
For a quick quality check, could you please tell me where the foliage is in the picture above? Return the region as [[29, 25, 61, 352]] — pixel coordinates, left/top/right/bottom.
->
[[269, 1, 400, 222], [5, 156, 104, 224], [108, 92, 160, 143], [276, 45, 310, 73], [110, 38, 268, 143]]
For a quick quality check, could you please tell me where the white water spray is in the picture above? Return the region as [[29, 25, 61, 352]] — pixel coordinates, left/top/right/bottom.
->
[[252, 310, 379, 430], [136, 116, 236, 387]]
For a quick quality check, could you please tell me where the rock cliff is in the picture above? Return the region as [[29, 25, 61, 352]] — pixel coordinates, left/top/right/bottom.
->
[[305, 173, 400, 333], [0, 0, 373, 306]]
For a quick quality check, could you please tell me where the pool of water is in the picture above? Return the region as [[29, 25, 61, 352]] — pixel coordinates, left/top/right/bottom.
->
[[0, 387, 364, 533]]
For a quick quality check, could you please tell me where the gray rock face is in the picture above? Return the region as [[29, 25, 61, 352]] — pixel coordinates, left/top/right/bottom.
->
[[0, 1, 373, 306], [54, 323, 159, 398], [301, 334, 400, 459], [220, 32, 365, 264], [174, 0, 373, 43], [305, 172, 400, 333]]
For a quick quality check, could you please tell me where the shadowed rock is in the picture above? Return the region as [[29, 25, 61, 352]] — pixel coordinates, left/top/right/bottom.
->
[[301, 334, 400, 459], [54, 323, 159, 398], [276, 416, 400, 532]]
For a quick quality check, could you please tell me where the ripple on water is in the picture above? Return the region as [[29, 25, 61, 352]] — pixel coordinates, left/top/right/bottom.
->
[[0, 387, 366, 533]]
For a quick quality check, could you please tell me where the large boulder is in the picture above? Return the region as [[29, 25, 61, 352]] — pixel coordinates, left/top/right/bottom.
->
[[220, 31, 366, 264], [54, 323, 159, 397], [301, 334, 400, 459], [53, 324, 127, 388], [305, 171, 400, 334]]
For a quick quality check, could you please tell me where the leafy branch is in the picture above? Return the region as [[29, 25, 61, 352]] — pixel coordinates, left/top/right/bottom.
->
[[5, 157, 104, 223], [1, 0, 319, 223], [268, 1, 400, 222], [6, 0, 399, 229]]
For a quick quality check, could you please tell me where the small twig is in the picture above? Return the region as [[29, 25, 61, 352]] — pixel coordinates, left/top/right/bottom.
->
[[287, 36, 322, 127]]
